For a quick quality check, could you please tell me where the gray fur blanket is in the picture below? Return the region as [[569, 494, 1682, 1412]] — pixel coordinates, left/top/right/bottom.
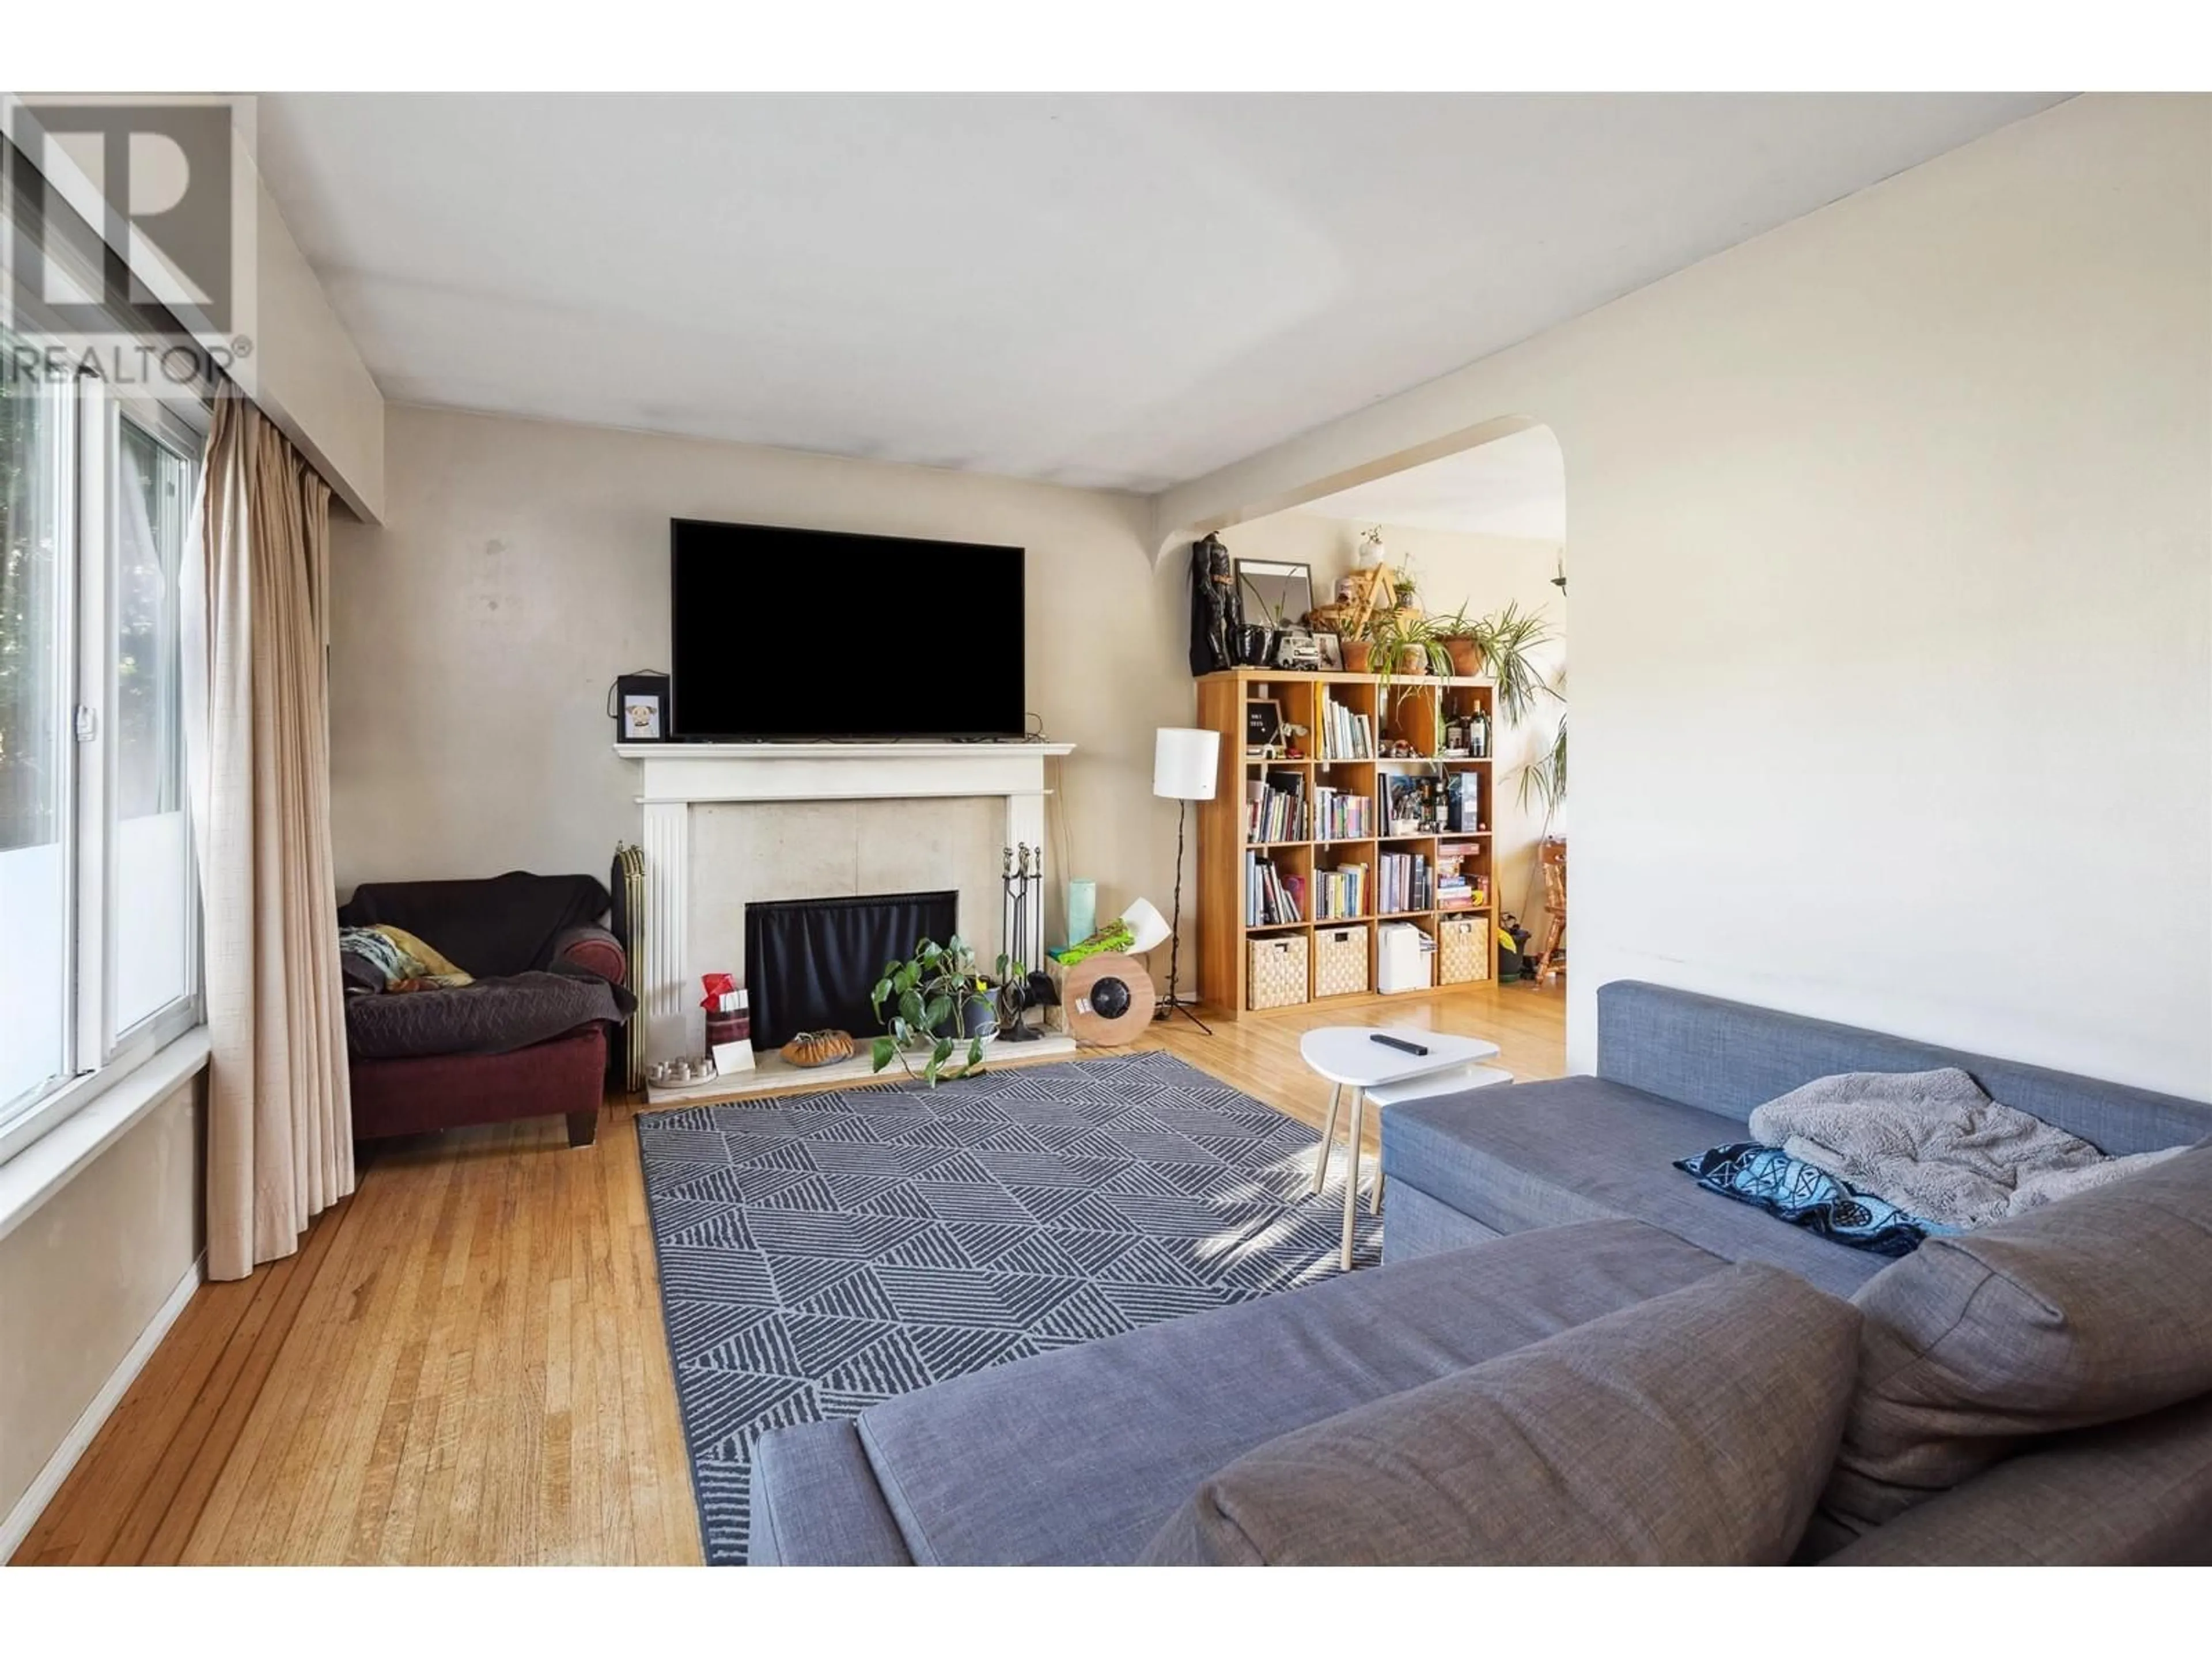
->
[[1747, 1068, 2185, 1229]]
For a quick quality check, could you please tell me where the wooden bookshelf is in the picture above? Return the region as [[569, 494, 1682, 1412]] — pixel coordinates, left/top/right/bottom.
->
[[1194, 668, 1501, 1020]]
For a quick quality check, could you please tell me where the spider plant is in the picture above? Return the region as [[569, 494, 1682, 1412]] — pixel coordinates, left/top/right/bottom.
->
[[1517, 713, 1567, 817], [1433, 600, 1557, 725], [1368, 611, 1452, 704]]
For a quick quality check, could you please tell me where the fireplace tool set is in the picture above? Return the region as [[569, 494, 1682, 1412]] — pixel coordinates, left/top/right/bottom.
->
[[997, 843, 1059, 1041]]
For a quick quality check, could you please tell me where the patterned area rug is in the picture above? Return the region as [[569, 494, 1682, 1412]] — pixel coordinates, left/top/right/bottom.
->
[[637, 1048, 1382, 1565]]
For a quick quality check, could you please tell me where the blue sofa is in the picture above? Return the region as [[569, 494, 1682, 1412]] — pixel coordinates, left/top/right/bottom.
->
[[1380, 980, 2212, 1295], [749, 982, 2212, 1565]]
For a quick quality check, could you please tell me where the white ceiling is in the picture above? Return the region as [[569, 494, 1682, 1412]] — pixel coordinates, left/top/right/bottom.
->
[[1298, 426, 1567, 540], [252, 93, 2064, 494]]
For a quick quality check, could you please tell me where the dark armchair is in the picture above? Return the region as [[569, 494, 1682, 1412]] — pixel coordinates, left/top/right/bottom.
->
[[338, 871, 629, 1148]]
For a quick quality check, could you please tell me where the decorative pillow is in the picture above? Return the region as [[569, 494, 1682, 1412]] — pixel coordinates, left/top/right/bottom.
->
[[1821, 1139, 2212, 1539], [1677, 1142, 1950, 1257], [1138, 1263, 1861, 1566], [336, 923, 474, 991]]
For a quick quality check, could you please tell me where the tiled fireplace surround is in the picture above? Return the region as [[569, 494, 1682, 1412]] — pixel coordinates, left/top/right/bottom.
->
[[616, 742, 1074, 1065]]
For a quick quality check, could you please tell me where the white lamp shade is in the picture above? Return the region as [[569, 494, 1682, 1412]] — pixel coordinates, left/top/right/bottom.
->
[[1120, 897, 1172, 955], [1154, 727, 1220, 801]]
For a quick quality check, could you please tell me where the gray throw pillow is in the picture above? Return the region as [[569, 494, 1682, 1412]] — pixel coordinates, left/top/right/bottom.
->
[[1823, 1139, 2212, 1537], [1138, 1263, 1859, 1566]]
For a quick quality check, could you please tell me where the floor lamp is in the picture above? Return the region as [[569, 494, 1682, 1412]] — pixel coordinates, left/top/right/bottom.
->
[[1153, 726, 1220, 1033]]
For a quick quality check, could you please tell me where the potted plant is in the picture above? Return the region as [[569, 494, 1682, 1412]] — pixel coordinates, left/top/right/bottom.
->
[[1429, 605, 1487, 677], [1368, 611, 1452, 702], [869, 935, 1011, 1086], [1433, 600, 1555, 721], [1235, 567, 1295, 667]]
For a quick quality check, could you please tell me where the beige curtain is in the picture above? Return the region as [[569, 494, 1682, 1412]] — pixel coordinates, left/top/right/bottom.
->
[[184, 392, 354, 1281]]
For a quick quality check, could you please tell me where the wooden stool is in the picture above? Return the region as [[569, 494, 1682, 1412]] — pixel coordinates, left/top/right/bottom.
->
[[1533, 836, 1567, 984]]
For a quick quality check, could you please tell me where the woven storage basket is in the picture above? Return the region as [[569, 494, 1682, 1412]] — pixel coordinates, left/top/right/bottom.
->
[[1247, 933, 1309, 1011], [1437, 914, 1490, 984], [1313, 926, 1370, 998]]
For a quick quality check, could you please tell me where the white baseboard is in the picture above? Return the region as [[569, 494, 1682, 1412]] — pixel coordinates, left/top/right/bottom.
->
[[0, 1251, 205, 1563]]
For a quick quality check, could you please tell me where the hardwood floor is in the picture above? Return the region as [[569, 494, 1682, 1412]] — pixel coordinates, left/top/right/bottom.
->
[[13, 978, 1565, 1566]]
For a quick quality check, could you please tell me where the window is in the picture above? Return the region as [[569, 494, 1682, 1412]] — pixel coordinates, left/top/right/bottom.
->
[[112, 418, 194, 1031], [0, 349, 72, 1112], [0, 331, 203, 1154]]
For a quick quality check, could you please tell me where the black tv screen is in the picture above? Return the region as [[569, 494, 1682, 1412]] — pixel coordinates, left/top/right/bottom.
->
[[670, 519, 1026, 739]]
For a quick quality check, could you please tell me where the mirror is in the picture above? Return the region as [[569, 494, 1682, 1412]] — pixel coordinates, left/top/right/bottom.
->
[[1233, 559, 1315, 631]]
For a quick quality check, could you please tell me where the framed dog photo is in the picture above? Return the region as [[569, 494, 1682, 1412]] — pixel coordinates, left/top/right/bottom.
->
[[1312, 630, 1346, 671], [613, 673, 669, 743]]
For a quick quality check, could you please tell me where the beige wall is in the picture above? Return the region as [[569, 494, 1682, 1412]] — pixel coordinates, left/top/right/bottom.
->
[[329, 406, 1195, 962], [1157, 94, 2212, 1096], [1218, 513, 1568, 928], [0, 1078, 204, 1531]]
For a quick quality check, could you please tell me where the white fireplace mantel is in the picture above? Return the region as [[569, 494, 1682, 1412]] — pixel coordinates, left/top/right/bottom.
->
[[616, 740, 1075, 806], [615, 740, 1074, 1063]]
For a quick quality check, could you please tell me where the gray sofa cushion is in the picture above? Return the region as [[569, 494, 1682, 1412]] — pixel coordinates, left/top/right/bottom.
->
[[1382, 1075, 1885, 1298], [851, 1219, 1728, 1565], [751, 1419, 915, 1566], [1597, 980, 2212, 1156], [1140, 1263, 1860, 1566], [1824, 1141, 2212, 1535], [1821, 1392, 2212, 1566], [1378, 1181, 1504, 1264]]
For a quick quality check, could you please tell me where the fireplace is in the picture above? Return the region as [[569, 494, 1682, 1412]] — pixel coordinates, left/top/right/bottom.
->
[[614, 737, 1073, 1066], [744, 890, 958, 1050]]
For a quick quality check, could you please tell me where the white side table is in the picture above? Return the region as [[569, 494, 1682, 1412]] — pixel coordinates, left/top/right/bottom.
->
[[1298, 1027, 1504, 1270]]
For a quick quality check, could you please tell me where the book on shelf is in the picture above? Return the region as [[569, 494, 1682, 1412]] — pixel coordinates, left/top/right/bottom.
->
[[1447, 771, 1481, 832], [1377, 850, 1433, 914], [1312, 784, 1373, 841], [1244, 851, 1305, 926], [1434, 840, 1487, 911], [1313, 859, 1369, 921], [1317, 691, 1375, 761], [1244, 768, 1309, 843]]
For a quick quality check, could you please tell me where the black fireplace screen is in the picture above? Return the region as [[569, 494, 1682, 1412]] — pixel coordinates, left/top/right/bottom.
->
[[744, 891, 959, 1050]]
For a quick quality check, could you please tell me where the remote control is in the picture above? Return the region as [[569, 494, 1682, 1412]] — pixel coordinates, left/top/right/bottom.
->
[[1370, 1033, 1429, 1056]]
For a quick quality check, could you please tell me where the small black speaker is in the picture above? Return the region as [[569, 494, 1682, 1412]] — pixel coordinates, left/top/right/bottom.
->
[[1088, 975, 1132, 1020]]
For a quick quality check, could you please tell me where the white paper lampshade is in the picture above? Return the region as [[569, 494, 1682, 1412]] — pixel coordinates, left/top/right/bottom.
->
[[1154, 727, 1220, 802], [1120, 896, 1172, 955]]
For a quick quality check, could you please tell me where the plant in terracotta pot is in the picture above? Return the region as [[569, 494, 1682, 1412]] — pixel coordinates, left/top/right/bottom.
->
[[1434, 601, 1555, 721], [1429, 606, 1487, 676], [1368, 612, 1452, 702]]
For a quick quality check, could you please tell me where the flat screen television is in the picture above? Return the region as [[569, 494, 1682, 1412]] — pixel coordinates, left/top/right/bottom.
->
[[670, 518, 1026, 740]]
